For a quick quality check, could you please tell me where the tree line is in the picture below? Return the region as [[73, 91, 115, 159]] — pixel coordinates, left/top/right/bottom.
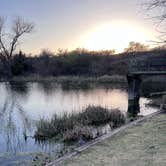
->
[[1, 0, 166, 79], [0, 47, 166, 78]]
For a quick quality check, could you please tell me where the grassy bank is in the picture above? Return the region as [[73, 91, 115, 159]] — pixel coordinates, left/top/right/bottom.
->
[[56, 112, 166, 166], [0, 75, 127, 90], [3, 75, 127, 83], [35, 106, 125, 142]]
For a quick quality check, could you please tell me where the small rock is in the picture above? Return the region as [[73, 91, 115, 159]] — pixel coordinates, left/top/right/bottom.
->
[[97, 124, 111, 136], [78, 137, 86, 146], [90, 128, 98, 139]]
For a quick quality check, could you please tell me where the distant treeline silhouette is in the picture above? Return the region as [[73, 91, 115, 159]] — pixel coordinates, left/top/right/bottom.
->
[[0, 48, 166, 78]]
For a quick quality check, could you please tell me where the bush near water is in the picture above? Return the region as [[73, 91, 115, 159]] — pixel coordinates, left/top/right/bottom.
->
[[35, 106, 126, 142]]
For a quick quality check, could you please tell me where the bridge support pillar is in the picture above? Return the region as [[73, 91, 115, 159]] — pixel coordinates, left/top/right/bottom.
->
[[127, 74, 142, 117]]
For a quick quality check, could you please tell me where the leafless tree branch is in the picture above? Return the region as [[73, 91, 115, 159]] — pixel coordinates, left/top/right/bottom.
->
[[0, 16, 34, 60], [10, 16, 34, 58], [143, 0, 166, 43], [0, 16, 9, 58], [0, 16, 34, 77]]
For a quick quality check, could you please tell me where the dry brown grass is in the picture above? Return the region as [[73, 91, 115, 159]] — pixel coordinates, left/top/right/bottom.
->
[[59, 113, 166, 166]]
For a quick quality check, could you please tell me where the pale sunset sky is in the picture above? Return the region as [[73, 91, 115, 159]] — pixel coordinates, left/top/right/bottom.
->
[[0, 0, 158, 54]]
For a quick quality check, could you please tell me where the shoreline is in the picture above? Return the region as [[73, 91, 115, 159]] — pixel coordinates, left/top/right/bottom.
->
[[46, 109, 165, 166], [0, 75, 127, 83]]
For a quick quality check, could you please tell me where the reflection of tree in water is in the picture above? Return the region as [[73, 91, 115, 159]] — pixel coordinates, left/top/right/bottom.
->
[[37, 82, 58, 95], [0, 83, 65, 154], [7, 81, 29, 97], [0, 92, 33, 153]]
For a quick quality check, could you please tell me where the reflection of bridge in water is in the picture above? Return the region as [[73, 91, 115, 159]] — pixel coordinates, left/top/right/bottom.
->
[[127, 57, 166, 116]]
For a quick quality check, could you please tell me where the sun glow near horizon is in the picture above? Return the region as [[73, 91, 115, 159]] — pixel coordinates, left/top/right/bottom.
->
[[23, 21, 156, 55], [78, 21, 155, 53]]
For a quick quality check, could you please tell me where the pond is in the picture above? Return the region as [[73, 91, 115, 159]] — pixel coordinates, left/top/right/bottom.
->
[[0, 82, 157, 157]]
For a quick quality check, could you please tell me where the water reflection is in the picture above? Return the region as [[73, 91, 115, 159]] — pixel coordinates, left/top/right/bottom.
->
[[0, 93, 32, 154], [37, 82, 59, 96], [0, 82, 157, 155], [7, 81, 29, 97]]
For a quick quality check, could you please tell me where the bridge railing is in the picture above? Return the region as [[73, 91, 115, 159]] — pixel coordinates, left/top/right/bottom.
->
[[128, 57, 166, 73]]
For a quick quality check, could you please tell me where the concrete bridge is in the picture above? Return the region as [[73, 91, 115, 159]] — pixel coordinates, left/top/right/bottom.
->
[[127, 71, 166, 116]]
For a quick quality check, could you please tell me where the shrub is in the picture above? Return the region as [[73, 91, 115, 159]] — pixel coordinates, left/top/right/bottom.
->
[[80, 106, 112, 126], [35, 119, 56, 139], [80, 106, 125, 127], [35, 114, 80, 139], [53, 113, 80, 133], [35, 106, 126, 142], [63, 125, 93, 142], [109, 109, 126, 128], [11, 51, 31, 76]]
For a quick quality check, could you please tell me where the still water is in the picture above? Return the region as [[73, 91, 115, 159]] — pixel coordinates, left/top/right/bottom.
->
[[0, 82, 157, 155]]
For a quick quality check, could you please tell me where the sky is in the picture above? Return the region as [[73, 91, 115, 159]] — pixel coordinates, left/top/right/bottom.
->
[[0, 0, 158, 54]]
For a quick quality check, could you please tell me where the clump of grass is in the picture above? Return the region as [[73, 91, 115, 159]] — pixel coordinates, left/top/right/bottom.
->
[[79, 106, 125, 127], [63, 125, 93, 142], [96, 75, 127, 84], [35, 113, 80, 140], [80, 106, 112, 126], [109, 109, 126, 128], [35, 119, 57, 140], [35, 106, 125, 142]]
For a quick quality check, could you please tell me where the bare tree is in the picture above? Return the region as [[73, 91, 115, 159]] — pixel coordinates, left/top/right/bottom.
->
[[144, 0, 166, 42], [145, 0, 166, 21], [0, 16, 34, 77]]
